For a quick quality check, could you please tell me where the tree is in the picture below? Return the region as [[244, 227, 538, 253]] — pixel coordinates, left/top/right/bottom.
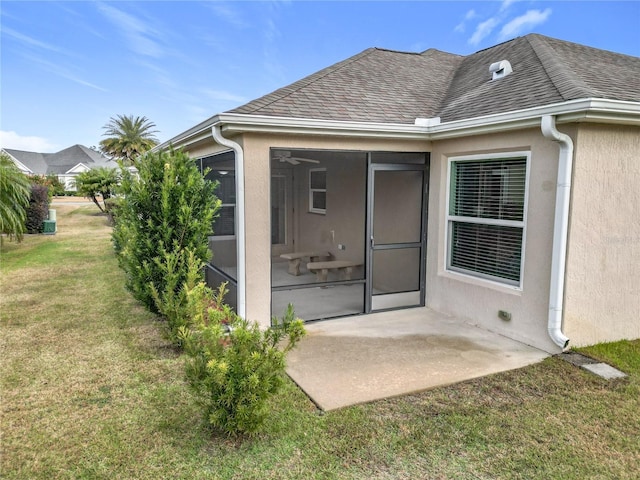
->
[[112, 148, 220, 312], [0, 153, 31, 243], [99, 114, 159, 163], [74, 167, 120, 213]]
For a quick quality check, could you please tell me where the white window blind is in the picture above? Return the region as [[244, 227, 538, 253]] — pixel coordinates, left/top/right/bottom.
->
[[447, 156, 527, 286]]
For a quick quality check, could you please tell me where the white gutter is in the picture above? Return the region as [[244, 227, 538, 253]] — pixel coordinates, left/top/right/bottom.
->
[[211, 124, 246, 319], [541, 115, 572, 350], [156, 99, 640, 151]]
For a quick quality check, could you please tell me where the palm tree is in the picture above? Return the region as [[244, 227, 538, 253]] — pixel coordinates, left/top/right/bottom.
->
[[99, 115, 159, 163], [0, 153, 31, 243]]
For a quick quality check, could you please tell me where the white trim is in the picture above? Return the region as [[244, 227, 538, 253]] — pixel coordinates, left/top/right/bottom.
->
[[444, 151, 531, 290], [65, 163, 91, 174], [1, 150, 33, 174], [308, 168, 327, 215], [156, 98, 640, 151]]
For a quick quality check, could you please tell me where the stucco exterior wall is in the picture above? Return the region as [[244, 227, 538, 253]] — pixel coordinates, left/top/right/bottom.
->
[[429, 127, 563, 352], [295, 156, 366, 266], [564, 124, 640, 346]]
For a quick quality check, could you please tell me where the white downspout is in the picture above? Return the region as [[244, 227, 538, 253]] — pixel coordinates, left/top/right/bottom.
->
[[211, 124, 246, 319], [541, 115, 572, 350]]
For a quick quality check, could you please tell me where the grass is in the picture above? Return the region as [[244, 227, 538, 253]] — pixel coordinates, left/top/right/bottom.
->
[[1, 205, 639, 479]]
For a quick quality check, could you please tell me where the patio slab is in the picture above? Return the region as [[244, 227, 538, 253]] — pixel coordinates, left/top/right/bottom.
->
[[286, 307, 549, 410]]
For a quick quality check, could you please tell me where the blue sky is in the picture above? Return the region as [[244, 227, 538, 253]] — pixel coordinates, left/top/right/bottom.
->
[[1, 1, 639, 152]]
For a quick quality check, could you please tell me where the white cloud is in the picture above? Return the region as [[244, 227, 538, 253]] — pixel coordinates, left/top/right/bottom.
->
[[454, 9, 477, 33], [0, 131, 60, 152], [468, 17, 501, 45], [23, 54, 107, 92], [3, 27, 71, 55], [207, 2, 248, 28], [201, 89, 248, 104], [96, 2, 163, 58], [499, 8, 552, 40], [500, 0, 518, 12]]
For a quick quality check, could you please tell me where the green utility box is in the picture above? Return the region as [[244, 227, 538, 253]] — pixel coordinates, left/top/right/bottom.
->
[[43, 220, 57, 235]]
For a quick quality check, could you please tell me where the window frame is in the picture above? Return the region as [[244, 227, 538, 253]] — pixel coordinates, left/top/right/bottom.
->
[[445, 151, 531, 290], [308, 167, 327, 214]]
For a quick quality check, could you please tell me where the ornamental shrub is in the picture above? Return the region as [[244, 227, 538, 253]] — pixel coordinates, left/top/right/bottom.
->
[[150, 248, 206, 345], [25, 184, 49, 234], [179, 284, 305, 436], [112, 148, 220, 312]]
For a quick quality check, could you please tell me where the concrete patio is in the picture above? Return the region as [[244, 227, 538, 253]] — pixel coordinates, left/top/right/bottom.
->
[[286, 307, 549, 410]]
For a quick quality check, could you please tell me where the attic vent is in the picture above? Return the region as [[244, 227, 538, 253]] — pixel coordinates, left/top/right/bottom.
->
[[489, 60, 512, 80]]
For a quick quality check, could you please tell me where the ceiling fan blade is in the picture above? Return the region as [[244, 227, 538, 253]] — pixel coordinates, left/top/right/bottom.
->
[[291, 157, 320, 164]]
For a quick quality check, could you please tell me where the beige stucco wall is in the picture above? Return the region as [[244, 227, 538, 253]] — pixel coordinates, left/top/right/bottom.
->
[[179, 123, 638, 349], [563, 124, 640, 346], [429, 127, 563, 352]]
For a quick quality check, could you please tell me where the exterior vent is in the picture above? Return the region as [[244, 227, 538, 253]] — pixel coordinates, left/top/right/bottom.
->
[[489, 60, 512, 80]]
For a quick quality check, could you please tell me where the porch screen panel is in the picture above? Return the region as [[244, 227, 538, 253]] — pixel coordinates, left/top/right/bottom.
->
[[448, 157, 526, 286], [200, 152, 238, 281]]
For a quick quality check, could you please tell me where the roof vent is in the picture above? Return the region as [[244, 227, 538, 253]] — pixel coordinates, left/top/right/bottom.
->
[[489, 60, 512, 80]]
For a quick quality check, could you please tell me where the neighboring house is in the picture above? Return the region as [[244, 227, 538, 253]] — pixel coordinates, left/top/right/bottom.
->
[[2, 144, 112, 191], [157, 34, 640, 352]]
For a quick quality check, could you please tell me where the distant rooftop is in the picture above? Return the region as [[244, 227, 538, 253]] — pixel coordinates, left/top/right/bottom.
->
[[3, 144, 112, 175]]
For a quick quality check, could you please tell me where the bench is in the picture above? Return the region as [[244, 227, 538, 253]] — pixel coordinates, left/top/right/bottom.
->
[[306, 260, 362, 282], [280, 251, 330, 276]]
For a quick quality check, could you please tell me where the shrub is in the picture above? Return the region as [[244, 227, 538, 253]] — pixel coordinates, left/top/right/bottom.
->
[[47, 175, 67, 196], [150, 248, 205, 345], [112, 148, 220, 313], [179, 283, 305, 436], [25, 184, 49, 234], [29, 175, 55, 201], [0, 153, 31, 243], [104, 196, 123, 226]]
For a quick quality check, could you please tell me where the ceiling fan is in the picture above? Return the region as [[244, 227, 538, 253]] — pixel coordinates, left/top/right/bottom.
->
[[272, 150, 320, 165]]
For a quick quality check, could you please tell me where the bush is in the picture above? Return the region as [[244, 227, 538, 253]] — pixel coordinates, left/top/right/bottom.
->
[[47, 175, 67, 196], [104, 196, 123, 226], [151, 248, 205, 345], [112, 148, 220, 313], [179, 282, 305, 436], [25, 184, 49, 234]]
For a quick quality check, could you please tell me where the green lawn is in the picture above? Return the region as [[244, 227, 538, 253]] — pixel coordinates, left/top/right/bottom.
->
[[1, 205, 639, 479]]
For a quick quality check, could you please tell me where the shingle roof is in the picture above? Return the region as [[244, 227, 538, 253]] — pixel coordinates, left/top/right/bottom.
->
[[44, 145, 111, 174], [4, 145, 112, 175], [227, 34, 640, 125], [229, 48, 464, 123]]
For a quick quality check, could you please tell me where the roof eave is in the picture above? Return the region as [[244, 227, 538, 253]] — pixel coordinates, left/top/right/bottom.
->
[[158, 98, 640, 150], [1, 149, 35, 174], [429, 98, 640, 139]]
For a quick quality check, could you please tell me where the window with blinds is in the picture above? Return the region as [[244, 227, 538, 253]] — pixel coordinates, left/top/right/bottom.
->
[[447, 155, 528, 286]]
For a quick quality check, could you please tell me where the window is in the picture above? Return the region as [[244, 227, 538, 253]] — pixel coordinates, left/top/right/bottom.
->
[[309, 168, 326, 214], [446, 153, 528, 287]]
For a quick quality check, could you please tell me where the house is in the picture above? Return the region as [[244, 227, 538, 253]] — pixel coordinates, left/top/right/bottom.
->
[[157, 34, 640, 352], [2, 144, 112, 191]]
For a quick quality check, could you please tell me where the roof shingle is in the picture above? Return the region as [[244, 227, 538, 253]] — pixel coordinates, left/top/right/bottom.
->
[[227, 34, 640, 125]]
